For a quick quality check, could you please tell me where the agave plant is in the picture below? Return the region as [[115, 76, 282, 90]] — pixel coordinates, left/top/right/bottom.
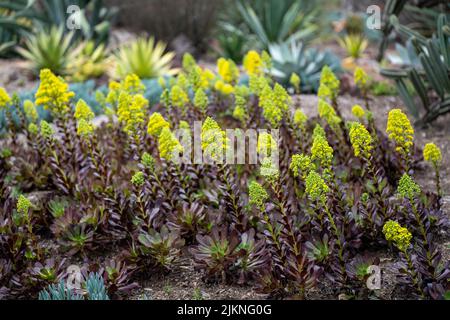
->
[[269, 40, 341, 93], [38, 0, 117, 46], [114, 37, 178, 79], [0, 0, 37, 57], [381, 14, 450, 124], [377, 0, 450, 61], [17, 26, 76, 75], [235, 0, 317, 49], [337, 34, 368, 60]]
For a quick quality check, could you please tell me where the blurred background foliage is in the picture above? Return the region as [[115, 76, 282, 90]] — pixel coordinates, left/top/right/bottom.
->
[[1, 0, 449, 123]]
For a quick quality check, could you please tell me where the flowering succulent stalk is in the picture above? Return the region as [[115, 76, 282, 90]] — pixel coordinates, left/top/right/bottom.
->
[[117, 92, 148, 158], [130, 171, 149, 225], [170, 85, 190, 117], [158, 127, 183, 161], [193, 88, 209, 119], [305, 171, 345, 276], [16, 194, 42, 260], [348, 122, 373, 161], [397, 174, 429, 245], [320, 66, 341, 113], [248, 181, 268, 211], [201, 117, 227, 164], [0, 88, 20, 144], [290, 73, 301, 94], [382, 220, 423, 296], [354, 67, 370, 110], [423, 142, 442, 197], [260, 159, 302, 257], [35, 69, 75, 117], [147, 112, 170, 137], [310, 134, 334, 181], [352, 104, 365, 120], [288, 108, 308, 152], [17, 194, 33, 233], [243, 51, 263, 76], [39, 120, 73, 195], [217, 58, 239, 84], [290, 154, 315, 180], [386, 109, 414, 171], [318, 99, 342, 134], [348, 121, 389, 221]]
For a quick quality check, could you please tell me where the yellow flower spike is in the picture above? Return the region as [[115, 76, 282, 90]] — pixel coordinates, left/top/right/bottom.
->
[[17, 194, 32, 215], [354, 67, 369, 88], [40, 120, 54, 139], [318, 99, 341, 132], [397, 173, 421, 200], [217, 58, 239, 84], [170, 85, 189, 110], [261, 50, 272, 71], [23, 100, 38, 122], [221, 83, 234, 95], [273, 83, 291, 113], [243, 50, 263, 76], [147, 112, 170, 137], [176, 73, 189, 91], [0, 87, 12, 109], [382, 220, 412, 252], [317, 83, 332, 101], [262, 100, 283, 128], [290, 73, 301, 93], [260, 157, 279, 184], [248, 181, 269, 211], [249, 75, 268, 96], [257, 132, 277, 158], [290, 154, 315, 178], [131, 171, 145, 187], [187, 66, 203, 90], [311, 134, 334, 169], [201, 117, 227, 162], [352, 104, 365, 119], [193, 88, 209, 114], [74, 99, 95, 121], [35, 69, 75, 115], [179, 120, 190, 130], [76, 118, 94, 138], [423, 143, 442, 165], [259, 85, 283, 127], [160, 89, 170, 109], [305, 170, 329, 205], [293, 109, 308, 129], [122, 74, 145, 95], [348, 122, 373, 159], [386, 109, 414, 157], [320, 66, 340, 102], [312, 124, 326, 139], [233, 104, 247, 123], [182, 53, 197, 72], [28, 123, 39, 135], [117, 93, 148, 134], [106, 81, 121, 106], [201, 69, 215, 89], [423, 142, 443, 196], [158, 127, 183, 161]]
